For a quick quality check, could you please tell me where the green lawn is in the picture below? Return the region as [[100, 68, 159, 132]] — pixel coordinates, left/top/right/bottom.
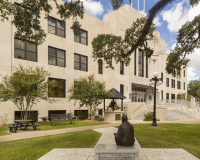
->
[[0, 125, 10, 136], [0, 130, 101, 160], [134, 123, 200, 159], [0, 120, 108, 135], [37, 120, 108, 131]]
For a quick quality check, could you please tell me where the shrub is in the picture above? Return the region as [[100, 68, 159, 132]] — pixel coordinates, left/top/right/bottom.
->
[[40, 116, 48, 122], [77, 111, 88, 120], [143, 111, 160, 121], [95, 118, 104, 121]]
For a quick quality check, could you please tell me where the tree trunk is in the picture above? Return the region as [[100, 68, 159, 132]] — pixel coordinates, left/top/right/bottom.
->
[[90, 106, 95, 120]]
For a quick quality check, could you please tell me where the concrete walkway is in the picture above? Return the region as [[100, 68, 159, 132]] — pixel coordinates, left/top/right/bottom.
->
[[1, 117, 200, 143], [38, 127, 199, 160]]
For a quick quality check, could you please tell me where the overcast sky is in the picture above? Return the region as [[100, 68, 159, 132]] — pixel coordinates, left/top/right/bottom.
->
[[66, 0, 200, 83]]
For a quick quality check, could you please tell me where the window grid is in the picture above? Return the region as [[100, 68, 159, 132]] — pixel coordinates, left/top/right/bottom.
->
[[49, 78, 65, 98], [184, 82, 185, 90], [171, 79, 175, 88], [98, 60, 103, 74], [74, 29, 88, 45], [120, 84, 124, 95], [177, 81, 181, 89], [74, 53, 88, 72], [134, 49, 136, 75], [48, 47, 65, 67], [166, 78, 169, 87], [14, 38, 37, 62], [146, 56, 148, 78], [166, 93, 169, 99], [138, 49, 144, 77], [48, 17, 65, 38], [184, 70, 185, 77], [120, 61, 124, 75], [161, 73, 163, 82]]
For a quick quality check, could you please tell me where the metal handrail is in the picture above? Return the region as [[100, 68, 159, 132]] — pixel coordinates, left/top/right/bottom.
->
[[132, 104, 144, 113]]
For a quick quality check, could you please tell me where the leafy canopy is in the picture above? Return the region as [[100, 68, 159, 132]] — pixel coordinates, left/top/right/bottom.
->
[[0, 65, 57, 119], [67, 74, 112, 119], [92, 17, 156, 69], [187, 80, 200, 101]]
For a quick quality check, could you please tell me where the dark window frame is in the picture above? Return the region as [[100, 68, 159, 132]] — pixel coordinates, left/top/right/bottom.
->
[[98, 60, 103, 74], [120, 84, 124, 95], [184, 70, 185, 77], [48, 17, 65, 38], [171, 94, 175, 99], [120, 61, 124, 75], [161, 90, 163, 101], [146, 56, 148, 78], [138, 49, 144, 77], [161, 73, 163, 82], [134, 49, 136, 75], [177, 81, 181, 89], [74, 29, 88, 45], [48, 46, 65, 67], [14, 38, 37, 62], [171, 79, 175, 88], [166, 78, 169, 87], [166, 93, 169, 99], [74, 53, 88, 72], [48, 78, 66, 98], [184, 82, 185, 90]]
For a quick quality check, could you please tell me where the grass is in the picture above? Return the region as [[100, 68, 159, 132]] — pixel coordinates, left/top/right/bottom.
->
[[0, 125, 10, 136], [134, 123, 200, 159], [37, 120, 108, 131], [0, 120, 108, 135], [0, 130, 101, 160]]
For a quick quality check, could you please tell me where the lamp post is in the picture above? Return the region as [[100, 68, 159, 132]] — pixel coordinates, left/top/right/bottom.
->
[[149, 72, 163, 127]]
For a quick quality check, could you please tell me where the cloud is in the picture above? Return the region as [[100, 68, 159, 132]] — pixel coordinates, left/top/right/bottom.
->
[[106, 3, 113, 14], [161, 1, 200, 32], [139, 10, 147, 17], [69, 0, 104, 17], [187, 67, 199, 82], [187, 48, 200, 72], [153, 17, 162, 27]]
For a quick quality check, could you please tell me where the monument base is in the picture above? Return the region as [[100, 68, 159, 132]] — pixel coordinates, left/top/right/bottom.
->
[[150, 126, 159, 129], [94, 144, 140, 160]]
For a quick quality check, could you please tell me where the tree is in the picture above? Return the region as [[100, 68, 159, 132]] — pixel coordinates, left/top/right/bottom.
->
[[67, 74, 112, 120], [188, 80, 200, 101], [1, 0, 200, 75], [0, 65, 57, 120], [177, 93, 186, 100]]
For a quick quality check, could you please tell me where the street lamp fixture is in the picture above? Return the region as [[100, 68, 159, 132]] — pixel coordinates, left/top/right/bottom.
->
[[149, 72, 163, 127]]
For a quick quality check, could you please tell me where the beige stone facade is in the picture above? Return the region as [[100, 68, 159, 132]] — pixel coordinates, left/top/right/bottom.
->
[[0, 1, 187, 124]]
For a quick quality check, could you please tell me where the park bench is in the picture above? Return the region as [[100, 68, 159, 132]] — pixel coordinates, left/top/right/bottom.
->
[[33, 123, 40, 130], [50, 114, 75, 126], [8, 124, 17, 133]]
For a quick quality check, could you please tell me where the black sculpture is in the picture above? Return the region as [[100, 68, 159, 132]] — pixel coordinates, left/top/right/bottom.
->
[[107, 99, 119, 111], [114, 115, 135, 146]]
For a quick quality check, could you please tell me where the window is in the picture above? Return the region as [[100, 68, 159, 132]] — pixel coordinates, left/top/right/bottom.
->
[[98, 60, 103, 74], [161, 90, 163, 101], [171, 94, 175, 99], [166, 93, 169, 99], [48, 17, 65, 37], [49, 78, 65, 98], [74, 53, 88, 71], [14, 38, 37, 62], [146, 56, 148, 78], [177, 81, 181, 89], [177, 69, 181, 76], [74, 29, 88, 45], [134, 49, 137, 75], [120, 84, 124, 95], [171, 79, 175, 88], [161, 73, 163, 82], [184, 70, 185, 77], [120, 61, 124, 75], [138, 49, 144, 77], [184, 82, 185, 90], [48, 47, 65, 67], [166, 78, 169, 87]]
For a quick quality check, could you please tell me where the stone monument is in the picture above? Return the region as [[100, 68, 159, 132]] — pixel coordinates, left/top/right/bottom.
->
[[114, 115, 135, 146], [94, 115, 139, 160]]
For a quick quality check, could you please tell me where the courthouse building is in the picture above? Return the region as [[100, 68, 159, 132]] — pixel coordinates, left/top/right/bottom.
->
[[0, 1, 187, 124]]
